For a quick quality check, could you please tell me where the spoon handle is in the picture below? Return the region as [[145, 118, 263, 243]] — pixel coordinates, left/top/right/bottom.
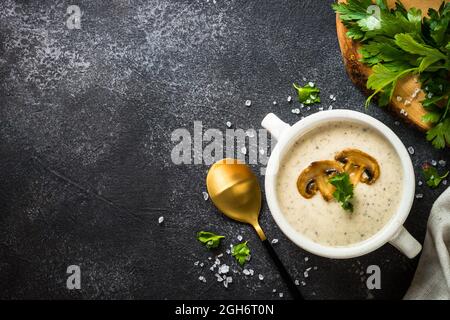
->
[[262, 239, 303, 300]]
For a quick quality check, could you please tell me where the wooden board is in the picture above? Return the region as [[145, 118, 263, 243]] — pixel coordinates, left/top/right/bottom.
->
[[336, 0, 445, 132]]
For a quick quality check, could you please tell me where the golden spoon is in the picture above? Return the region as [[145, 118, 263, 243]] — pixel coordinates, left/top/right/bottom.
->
[[206, 158, 302, 300]]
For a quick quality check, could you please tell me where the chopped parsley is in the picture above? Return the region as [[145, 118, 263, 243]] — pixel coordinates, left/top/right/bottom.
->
[[422, 163, 449, 188], [196, 231, 225, 249], [232, 241, 251, 266], [293, 82, 321, 105]]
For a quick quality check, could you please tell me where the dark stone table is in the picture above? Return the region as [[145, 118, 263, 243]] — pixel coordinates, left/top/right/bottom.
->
[[0, 0, 448, 299]]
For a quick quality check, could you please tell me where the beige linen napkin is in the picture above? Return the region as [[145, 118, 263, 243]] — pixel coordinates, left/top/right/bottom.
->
[[404, 187, 450, 300]]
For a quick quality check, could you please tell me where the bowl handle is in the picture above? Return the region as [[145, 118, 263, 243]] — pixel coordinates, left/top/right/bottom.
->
[[261, 113, 291, 141], [389, 226, 422, 258]]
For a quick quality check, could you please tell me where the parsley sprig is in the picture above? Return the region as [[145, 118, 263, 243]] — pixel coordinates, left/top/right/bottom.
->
[[232, 241, 251, 266], [329, 172, 355, 212], [422, 163, 449, 188], [333, 0, 450, 149]]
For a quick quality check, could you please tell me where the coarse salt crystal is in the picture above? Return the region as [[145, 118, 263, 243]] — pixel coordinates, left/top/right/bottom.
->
[[287, 96, 292, 103], [279, 292, 284, 298], [249, 269, 254, 276], [243, 269, 250, 275], [202, 191, 209, 201], [394, 121, 400, 126], [407, 146, 415, 155], [295, 280, 300, 286], [158, 216, 164, 224], [329, 94, 334, 100], [258, 274, 264, 281], [273, 289, 277, 293], [226, 276, 233, 283], [308, 82, 314, 87], [194, 261, 199, 266], [245, 100, 252, 107], [226, 121, 232, 128], [404, 100, 411, 106], [328, 105, 333, 110], [218, 264, 229, 274], [438, 160, 446, 167], [304, 257, 309, 262], [273, 101, 277, 105], [271, 239, 278, 244], [415, 193, 424, 199], [237, 235, 243, 241], [240, 147, 247, 154], [431, 160, 437, 166], [418, 181, 423, 186], [443, 180, 448, 186], [200, 263, 204, 267]]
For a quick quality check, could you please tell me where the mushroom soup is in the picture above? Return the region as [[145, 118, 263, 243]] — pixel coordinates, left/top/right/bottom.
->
[[276, 121, 403, 247]]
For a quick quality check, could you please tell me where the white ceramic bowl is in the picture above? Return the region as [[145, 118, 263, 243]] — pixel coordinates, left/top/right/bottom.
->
[[262, 110, 422, 259]]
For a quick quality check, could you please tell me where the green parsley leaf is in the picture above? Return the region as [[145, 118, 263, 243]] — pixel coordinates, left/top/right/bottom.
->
[[329, 173, 354, 212], [196, 231, 225, 249], [232, 241, 251, 266], [293, 82, 321, 105], [422, 163, 449, 188]]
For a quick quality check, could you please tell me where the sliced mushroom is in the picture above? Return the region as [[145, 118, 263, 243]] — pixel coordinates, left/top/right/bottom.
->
[[297, 160, 344, 201], [335, 148, 380, 185]]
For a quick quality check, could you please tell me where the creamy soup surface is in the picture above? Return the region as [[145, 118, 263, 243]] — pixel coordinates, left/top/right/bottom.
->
[[276, 121, 403, 247]]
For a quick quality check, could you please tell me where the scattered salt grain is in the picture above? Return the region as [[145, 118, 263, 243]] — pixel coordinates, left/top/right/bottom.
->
[[394, 121, 400, 126], [271, 239, 278, 244], [258, 274, 264, 281], [272, 289, 277, 293], [438, 160, 446, 167], [304, 257, 309, 262], [291, 108, 301, 114], [301, 281, 306, 286], [443, 180, 448, 186], [226, 121, 232, 128], [287, 96, 292, 103], [217, 254, 223, 258], [431, 160, 437, 166], [411, 88, 421, 99], [226, 249, 231, 254], [295, 280, 300, 286], [308, 82, 314, 87], [237, 235, 243, 241], [198, 276, 206, 283], [329, 94, 335, 100], [200, 263, 204, 267], [226, 276, 233, 283], [418, 181, 423, 186], [273, 101, 277, 105], [328, 105, 333, 110], [313, 266, 318, 270], [208, 257, 212, 260], [318, 107, 324, 111], [415, 193, 424, 199], [218, 264, 229, 274], [407, 146, 415, 155], [245, 100, 252, 107], [400, 109, 408, 116], [279, 293, 284, 298], [158, 216, 164, 224], [194, 261, 199, 266], [243, 269, 250, 276], [249, 269, 255, 276], [404, 100, 411, 106], [304, 271, 309, 278], [202, 191, 209, 201]]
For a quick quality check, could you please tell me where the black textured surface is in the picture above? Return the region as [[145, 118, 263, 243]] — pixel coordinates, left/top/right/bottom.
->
[[0, 0, 448, 300]]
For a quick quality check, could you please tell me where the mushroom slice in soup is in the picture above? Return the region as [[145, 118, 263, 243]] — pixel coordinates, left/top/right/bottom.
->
[[297, 160, 344, 201], [335, 148, 380, 185]]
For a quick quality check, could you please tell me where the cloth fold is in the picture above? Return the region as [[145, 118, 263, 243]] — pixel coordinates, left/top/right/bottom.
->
[[404, 187, 450, 300]]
